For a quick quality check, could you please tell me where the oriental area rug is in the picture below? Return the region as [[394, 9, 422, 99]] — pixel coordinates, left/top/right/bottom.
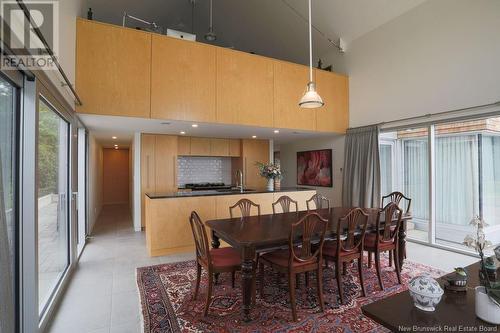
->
[[136, 255, 444, 333]]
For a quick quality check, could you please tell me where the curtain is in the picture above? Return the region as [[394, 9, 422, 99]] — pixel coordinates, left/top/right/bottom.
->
[[403, 138, 429, 221], [0, 144, 14, 333], [342, 126, 381, 208], [480, 135, 500, 226]]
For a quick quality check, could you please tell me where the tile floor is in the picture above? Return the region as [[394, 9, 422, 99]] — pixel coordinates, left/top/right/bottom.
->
[[47, 204, 479, 333]]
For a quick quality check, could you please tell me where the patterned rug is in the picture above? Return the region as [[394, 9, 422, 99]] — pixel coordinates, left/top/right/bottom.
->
[[136, 254, 445, 333]]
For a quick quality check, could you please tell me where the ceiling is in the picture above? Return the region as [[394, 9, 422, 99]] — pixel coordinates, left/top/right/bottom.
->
[[84, 0, 427, 67], [79, 114, 338, 148]]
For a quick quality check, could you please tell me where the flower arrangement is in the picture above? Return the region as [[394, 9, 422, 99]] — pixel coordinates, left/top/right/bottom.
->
[[256, 162, 282, 180], [463, 216, 500, 306]]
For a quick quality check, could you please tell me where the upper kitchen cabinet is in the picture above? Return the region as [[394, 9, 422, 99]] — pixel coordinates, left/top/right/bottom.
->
[[273, 61, 316, 131], [315, 69, 349, 133], [151, 35, 216, 122], [76, 19, 151, 118], [216, 49, 274, 127]]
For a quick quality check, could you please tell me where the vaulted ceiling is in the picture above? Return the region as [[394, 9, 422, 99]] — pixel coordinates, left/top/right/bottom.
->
[[84, 0, 426, 69]]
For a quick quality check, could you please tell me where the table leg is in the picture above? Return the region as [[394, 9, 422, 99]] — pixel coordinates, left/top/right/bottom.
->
[[211, 230, 221, 284], [398, 220, 407, 270], [241, 246, 256, 322]]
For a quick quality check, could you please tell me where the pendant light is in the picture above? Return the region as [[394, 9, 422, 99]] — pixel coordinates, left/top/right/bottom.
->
[[204, 0, 217, 42], [299, 0, 324, 108]]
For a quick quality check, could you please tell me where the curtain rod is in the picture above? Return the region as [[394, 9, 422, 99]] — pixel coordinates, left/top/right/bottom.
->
[[16, 0, 83, 106], [349, 100, 500, 131]]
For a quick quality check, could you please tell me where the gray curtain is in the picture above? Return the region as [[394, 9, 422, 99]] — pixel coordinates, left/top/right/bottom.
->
[[342, 125, 381, 208], [0, 145, 14, 333]]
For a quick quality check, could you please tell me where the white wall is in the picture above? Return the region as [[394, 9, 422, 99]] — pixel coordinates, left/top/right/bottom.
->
[[323, 0, 500, 127], [279, 136, 344, 205], [88, 133, 103, 233]]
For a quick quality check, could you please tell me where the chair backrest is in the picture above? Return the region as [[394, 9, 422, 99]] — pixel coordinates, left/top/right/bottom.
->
[[336, 208, 369, 254], [289, 212, 328, 265], [189, 211, 211, 265], [376, 202, 403, 244], [381, 191, 411, 214], [272, 195, 299, 214], [229, 198, 261, 218], [306, 193, 330, 211]]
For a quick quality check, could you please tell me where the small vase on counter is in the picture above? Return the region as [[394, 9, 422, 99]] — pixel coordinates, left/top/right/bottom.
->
[[267, 178, 274, 191]]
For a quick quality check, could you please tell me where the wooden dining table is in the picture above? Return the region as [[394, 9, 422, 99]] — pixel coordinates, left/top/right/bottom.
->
[[206, 207, 411, 322]]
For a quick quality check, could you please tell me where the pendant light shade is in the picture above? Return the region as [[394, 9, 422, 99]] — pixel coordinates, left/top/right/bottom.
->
[[299, 82, 324, 108], [299, 0, 324, 109]]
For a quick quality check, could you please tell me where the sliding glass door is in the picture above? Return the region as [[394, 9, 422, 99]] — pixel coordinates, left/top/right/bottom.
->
[[37, 98, 70, 315], [380, 117, 500, 253]]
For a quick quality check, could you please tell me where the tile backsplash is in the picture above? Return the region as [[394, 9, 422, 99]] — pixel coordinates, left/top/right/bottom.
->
[[177, 156, 232, 186]]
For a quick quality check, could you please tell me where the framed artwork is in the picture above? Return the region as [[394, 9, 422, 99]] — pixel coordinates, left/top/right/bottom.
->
[[297, 149, 332, 187]]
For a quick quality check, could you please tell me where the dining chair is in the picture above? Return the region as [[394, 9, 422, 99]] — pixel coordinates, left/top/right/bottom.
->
[[379, 191, 411, 266], [259, 212, 328, 321], [229, 198, 261, 218], [322, 208, 369, 304], [189, 211, 241, 316], [306, 193, 330, 211], [272, 195, 299, 214], [364, 202, 403, 291]]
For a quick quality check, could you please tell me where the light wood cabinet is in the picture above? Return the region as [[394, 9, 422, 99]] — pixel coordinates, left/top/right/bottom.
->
[[210, 138, 229, 156], [216, 49, 274, 127], [190, 137, 211, 156], [76, 19, 151, 118], [150, 35, 216, 122], [177, 136, 191, 156], [154, 135, 178, 192], [315, 69, 349, 133], [273, 61, 316, 130], [229, 139, 241, 157], [241, 139, 270, 189], [141, 134, 156, 227]]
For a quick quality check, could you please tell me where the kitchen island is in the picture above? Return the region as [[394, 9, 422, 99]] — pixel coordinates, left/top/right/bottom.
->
[[144, 188, 316, 256]]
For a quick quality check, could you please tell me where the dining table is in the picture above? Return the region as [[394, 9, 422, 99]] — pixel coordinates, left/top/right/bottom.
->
[[206, 207, 412, 322]]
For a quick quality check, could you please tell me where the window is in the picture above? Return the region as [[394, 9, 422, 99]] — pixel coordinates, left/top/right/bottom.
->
[[380, 117, 500, 252], [0, 74, 18, 332], [37, 98, 70, 314]]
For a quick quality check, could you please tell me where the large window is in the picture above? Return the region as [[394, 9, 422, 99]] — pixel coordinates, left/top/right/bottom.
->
[[37, 98, 70, 314], [380, 118, 500, 252], [0, 74, 18, 333]]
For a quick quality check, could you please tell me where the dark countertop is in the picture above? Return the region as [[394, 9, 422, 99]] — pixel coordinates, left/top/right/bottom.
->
[[146, 187, 315, 199]]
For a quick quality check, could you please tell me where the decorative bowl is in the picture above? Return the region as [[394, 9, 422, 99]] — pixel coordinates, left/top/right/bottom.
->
[[408, 274, 444, 312]]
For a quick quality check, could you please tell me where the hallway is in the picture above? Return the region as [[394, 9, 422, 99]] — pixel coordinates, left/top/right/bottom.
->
[[47, 205, 194, 333]]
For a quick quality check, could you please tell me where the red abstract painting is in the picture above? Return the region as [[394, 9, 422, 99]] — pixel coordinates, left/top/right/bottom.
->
[[297, 149, 332, 187]]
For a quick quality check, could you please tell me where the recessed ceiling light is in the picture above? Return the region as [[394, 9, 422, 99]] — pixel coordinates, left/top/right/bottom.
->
[[274, 130, 280, 134], [112, 136, 117, 139], [252, 135, 257, 139], [114, 144, 118, 147], [180, 131, 186, 135], [191, 124, 199, 128]]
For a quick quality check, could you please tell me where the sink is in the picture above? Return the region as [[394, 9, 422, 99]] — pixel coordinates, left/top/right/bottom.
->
[[215, 188, 256, 193]]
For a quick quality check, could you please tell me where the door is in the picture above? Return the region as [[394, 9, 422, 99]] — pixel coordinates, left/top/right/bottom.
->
[[76, 128, 87, 255], [37, 97, 70, 315]]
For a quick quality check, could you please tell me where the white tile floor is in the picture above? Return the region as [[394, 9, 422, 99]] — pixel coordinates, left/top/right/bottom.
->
[[47, 204, 479, 333]]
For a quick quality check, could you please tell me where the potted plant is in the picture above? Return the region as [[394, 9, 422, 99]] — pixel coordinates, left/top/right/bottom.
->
[[463, 216, 500, 324], [256, 162, 282, 191]]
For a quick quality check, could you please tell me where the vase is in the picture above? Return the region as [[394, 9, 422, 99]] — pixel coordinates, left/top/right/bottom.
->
[[274, 178, 281, 191], [475, 286, 500, 324], [267, 179, 274, 191]]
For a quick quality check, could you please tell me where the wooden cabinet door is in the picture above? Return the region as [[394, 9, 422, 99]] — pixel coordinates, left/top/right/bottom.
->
[[210, 138, 229, 156], [177, 136, 191, 156], [190, 137, 211, 156], [273, 61, 316, 130], [242, 139, 270, 189], [216, 49, 274, 127], [229, 139, 241, 157], [141, 134, 156, 227], [151, 35, 216, 122], [154, 135, 178, 192], [315, 69, 349, 133], [76, 19, 151, 118]]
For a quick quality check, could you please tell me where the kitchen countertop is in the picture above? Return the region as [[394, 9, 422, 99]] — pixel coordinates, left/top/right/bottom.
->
[[146, 187, 315, 199]]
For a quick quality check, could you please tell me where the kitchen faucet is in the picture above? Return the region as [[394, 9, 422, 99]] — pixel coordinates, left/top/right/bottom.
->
[[235, 169, 244, 192]]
